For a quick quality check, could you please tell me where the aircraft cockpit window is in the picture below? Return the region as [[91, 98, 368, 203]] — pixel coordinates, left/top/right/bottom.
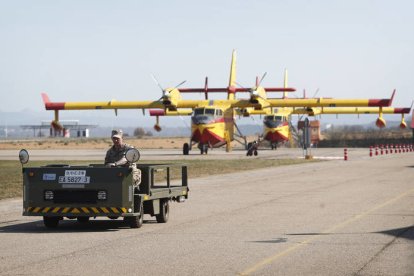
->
[[194, 108, 220, 116], [194, 108, 204, 116], [205, 109, 215, 115], [275, 116, 283, 121]]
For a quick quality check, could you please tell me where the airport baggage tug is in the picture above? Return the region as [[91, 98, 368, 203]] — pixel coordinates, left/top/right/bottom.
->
[[19, 149, 188, 229]]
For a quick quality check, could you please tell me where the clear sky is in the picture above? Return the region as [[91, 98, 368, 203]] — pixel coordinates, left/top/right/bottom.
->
[[0, 0, 413, 126]]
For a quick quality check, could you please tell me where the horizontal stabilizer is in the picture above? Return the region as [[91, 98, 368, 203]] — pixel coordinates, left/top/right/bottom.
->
[[41, 93, 50, 104]]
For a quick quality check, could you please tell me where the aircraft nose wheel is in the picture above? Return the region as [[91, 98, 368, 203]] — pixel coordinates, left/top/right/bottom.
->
[[199, 144, 208, 154]]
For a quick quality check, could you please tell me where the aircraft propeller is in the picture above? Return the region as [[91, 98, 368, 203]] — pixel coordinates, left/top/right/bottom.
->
[[249, 72, 267, 97], [151, 74, 186, 101]]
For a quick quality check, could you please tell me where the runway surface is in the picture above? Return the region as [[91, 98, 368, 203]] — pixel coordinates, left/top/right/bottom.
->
[[0, 148, 413, 275]]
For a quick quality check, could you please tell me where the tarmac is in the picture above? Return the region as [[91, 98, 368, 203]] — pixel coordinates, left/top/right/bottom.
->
[[0, 147, 413, 275]]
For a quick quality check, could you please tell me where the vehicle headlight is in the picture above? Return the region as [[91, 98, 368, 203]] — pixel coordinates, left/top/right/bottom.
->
[[97, 190, 107, 200], [44, 190, 54, 200]]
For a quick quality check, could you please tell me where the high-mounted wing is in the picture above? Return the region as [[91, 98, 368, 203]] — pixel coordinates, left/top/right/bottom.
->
[[292, 102, 412, 129]]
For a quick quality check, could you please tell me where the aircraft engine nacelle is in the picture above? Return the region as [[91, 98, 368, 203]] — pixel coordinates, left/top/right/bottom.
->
[[162, 88, 181, 109], [375, 117, 386, 128]]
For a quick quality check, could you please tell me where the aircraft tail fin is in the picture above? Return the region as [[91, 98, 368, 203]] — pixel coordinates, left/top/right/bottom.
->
[[229, 50, 237, 87], [228, 50, 237, 100]]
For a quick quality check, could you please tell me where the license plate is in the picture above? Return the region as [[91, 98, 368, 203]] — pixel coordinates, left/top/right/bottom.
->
[[64, 170, 86, 177], [58, 176, 90, 184]]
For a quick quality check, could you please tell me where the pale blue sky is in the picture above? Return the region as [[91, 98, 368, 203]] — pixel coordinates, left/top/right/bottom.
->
[[0, 0, 413, 126]]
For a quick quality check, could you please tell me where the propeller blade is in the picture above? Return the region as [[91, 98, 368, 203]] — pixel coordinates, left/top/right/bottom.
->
[[258, 72, 267, 86], [151, 74, 165, 94], [235, 81, 246, 89], [174, 80, 187, 89]]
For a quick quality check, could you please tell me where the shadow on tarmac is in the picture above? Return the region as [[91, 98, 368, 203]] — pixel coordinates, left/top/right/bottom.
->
[[249, 238, 288, 244], [285, 225, 414, 241], [376, 225, 414, 241], [0, 218, 156, 233]]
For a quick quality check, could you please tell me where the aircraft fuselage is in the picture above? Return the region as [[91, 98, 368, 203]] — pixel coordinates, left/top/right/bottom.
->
[[190, 107, 234, 151]]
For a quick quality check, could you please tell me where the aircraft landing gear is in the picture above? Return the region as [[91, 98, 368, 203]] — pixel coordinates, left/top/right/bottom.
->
[[246, 141, 259, 156], [271, 143, 277, 150], [183, 143, 190, 155], [199, 144, 208, 154]]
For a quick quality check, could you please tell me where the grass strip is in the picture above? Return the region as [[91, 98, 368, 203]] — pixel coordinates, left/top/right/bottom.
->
[[0, 158, 312, 200]]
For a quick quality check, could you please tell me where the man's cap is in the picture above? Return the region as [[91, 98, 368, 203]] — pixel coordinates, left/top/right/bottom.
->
[[111, 129, 123, 139]]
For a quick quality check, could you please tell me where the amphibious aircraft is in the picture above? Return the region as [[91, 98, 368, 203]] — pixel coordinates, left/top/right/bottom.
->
[[258, 104, 412, 150], [229, 70, 411, 150], [42, 50, 398, 155]]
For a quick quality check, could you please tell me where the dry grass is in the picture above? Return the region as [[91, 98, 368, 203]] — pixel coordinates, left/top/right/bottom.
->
[[0, 158, 310, 200], [0, 137, 196, 150]]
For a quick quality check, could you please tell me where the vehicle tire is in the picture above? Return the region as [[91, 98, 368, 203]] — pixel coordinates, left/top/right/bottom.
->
[[183, 143, 190, 155], [156, 199, 170, 223], [43, 216, 60, 228], [127, 202, 144, 228], [254, 150, 258, 156], [77, 216, 90, 223]]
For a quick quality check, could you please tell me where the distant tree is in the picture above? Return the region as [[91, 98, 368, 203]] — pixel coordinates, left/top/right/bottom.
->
[[145, 131, 153, 137], [134, 127, 146, 137]]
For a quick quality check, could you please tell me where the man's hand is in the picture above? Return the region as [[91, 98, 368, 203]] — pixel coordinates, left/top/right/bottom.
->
[[105, 163, 116, 167]]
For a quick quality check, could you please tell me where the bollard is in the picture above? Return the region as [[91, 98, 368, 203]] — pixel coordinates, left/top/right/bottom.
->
[[380, 145, 384, 155], [385, 144, 388, 154], [375, 145, 379, 156], [390, 144, 393, 154], [369, 146, 373, 157], [344, 148, 348, 161]]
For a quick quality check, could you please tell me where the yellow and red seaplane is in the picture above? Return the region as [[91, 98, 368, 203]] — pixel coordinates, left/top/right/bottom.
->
[[42, 50, 401, 155]]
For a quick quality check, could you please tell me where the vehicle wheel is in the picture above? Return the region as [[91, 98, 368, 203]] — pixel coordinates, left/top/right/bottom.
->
[[183, 143, 190, 155], [254, 150, 258, 156], [156, 199, 170, 223], [127, 202, 144, 228], [43, 216, 60, 228], [77, 217, 90, 223]]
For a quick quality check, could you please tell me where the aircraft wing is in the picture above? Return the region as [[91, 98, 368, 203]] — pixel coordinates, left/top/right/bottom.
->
[[41, 92, 201, 110], [293, 106, 412, 116], [226, 90, 396, 109]]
